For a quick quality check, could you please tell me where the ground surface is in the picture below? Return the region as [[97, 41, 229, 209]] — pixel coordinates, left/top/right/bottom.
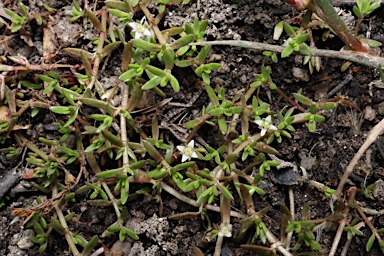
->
[[1, 0, 384, 255]]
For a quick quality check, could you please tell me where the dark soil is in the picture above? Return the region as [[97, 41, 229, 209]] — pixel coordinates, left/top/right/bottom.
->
[[1, 0, 384, 255]]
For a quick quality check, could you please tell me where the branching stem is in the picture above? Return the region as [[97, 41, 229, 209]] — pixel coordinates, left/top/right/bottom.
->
[[191, 41, 384, 69], [87, 8, 107, 90], [354, 199, 383, 243], [329, 187, 357, 256], [52, 185, 81, 256]]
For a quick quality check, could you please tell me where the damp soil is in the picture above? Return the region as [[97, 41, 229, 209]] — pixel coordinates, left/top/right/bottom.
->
[[1, 0, 384, 255]]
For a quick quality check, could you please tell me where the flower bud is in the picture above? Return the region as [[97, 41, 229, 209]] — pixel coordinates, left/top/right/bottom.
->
[[284, 0, 311, 9]]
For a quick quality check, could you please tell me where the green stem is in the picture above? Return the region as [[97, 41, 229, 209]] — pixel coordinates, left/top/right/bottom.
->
[[243, 86, 257, 102], [16, 132, 49, 162], [233, 133, 262, 156], [185, 113, 212, 143], [353, 17, 363, 37]]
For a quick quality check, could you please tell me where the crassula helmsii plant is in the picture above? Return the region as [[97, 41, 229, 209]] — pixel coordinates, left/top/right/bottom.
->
[[2, 0, 380, 255]]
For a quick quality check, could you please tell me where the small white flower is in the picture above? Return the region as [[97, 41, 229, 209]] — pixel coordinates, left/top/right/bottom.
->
[[176, 140, 198, 162], [255, 115, 278, 136], [128, 17, 154, 40], [218, 223, 232, 237]]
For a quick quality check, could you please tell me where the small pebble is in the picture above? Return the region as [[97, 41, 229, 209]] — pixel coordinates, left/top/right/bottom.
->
[[377, 101, 384, 115], [292, 67, 310, 82], [373, 179, 384, 199], [300, 156, 317, 171], [217, 61, 230, 73], [271, 167, 298, 186], [364, 105, 376, 121], [239, 74, 247, 84], [208, 54, 222, 62], [17, 229, 34, 250], [109, 240, 131, 255], [0, 105, 11, 121]]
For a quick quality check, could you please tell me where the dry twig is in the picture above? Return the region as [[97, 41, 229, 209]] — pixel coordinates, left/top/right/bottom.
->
[[191, 41, 384, 69], [333, 118, 384, 201]]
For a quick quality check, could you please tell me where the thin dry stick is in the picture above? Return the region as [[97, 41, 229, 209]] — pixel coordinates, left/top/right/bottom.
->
[[354, 199, 383, 243], [275, 87, 306, 112], [0, 63, 78, 72], [330, 0, 384, 4], [139, 4, 167, 45], [87, 8, 107, 90], [120, 80, 131, 172], [191, 41, 384, 69], [52, 185, 81, 256], [329, 187, 357, 256], [340, 218, 370, 256], [333, 117, 384, 201], [286, 187, 295, 248], [318, 73, 353, 101]]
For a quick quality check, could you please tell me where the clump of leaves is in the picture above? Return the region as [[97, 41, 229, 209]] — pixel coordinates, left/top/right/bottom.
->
[[4, 3, 28, 32]]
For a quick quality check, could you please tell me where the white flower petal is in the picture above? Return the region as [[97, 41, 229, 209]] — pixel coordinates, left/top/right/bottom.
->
[[218, 223, 232, 237], [143, 29, 152, 37], [260, 129, 267, 136], [181, 154, 189, 162], [255, 120, 263, 126], [134, 32, 142, 39], [266, 115, 272, 122], [270, 124, 278, 131], [128, 22, 139, 30], [191, 152, 198, 159], [187, 140, 195, 149], [176, 145, 185, 153]]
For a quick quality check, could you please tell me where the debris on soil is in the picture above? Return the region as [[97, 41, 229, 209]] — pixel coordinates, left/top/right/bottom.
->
[[16, 229, 34, 250], [300, 156, 317, 171], [126, 214, 184, 255]]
